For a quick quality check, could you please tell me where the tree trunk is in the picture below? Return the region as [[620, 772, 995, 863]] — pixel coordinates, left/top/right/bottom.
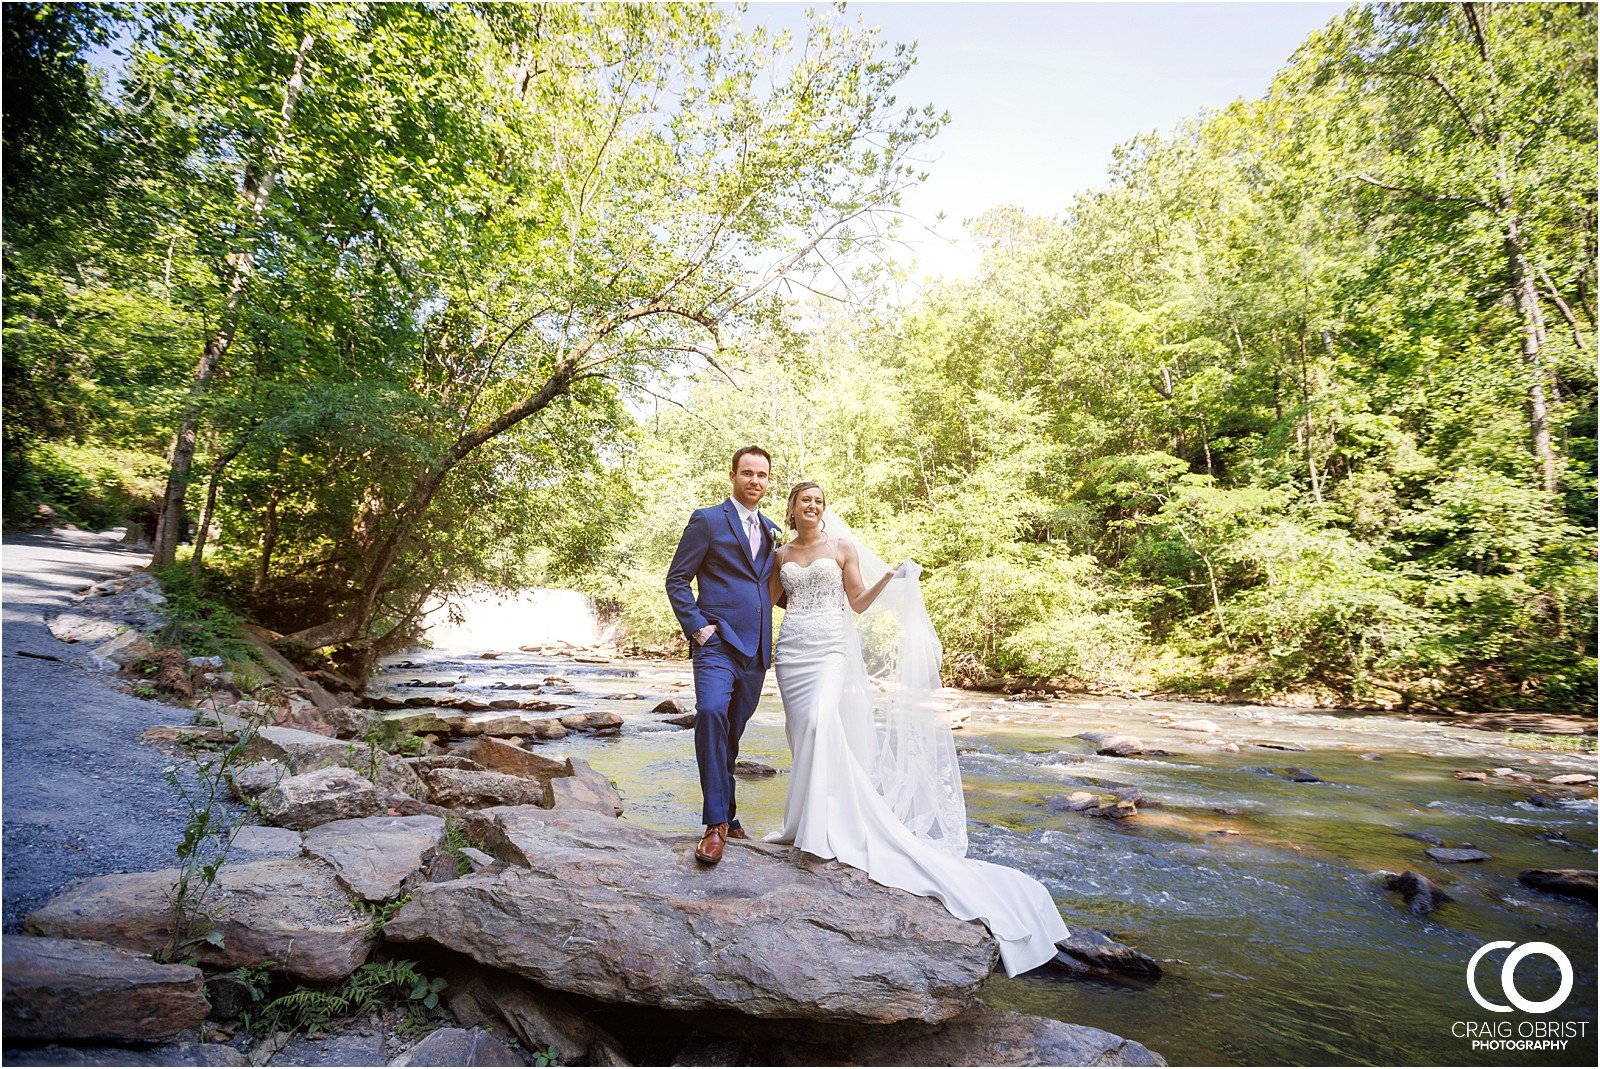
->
[[253, 486, 280, 598], [1504, 213, 1560, 493], [151, 33, 315, 567], [1297, 331, 1324, 505]]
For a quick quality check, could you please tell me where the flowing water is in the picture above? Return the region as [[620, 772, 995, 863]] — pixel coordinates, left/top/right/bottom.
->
[[372, 643, 1597, 1067]]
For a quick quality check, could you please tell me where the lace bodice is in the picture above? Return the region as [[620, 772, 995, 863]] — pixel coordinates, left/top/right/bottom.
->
[[780, 557, 846, 614]]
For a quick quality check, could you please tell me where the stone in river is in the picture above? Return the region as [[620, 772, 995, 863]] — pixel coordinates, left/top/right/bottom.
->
[[1381, 870, 1454, 916], [1253, 741, 1309, 752], [652, 698, 688, 715], [1397, 831, 1445, 846], [1426, 846, 1491, 864], [733, 760, 778, 776], [1076, 732, 1146, 757], [665, 713, 697, 729], [1548, 773, 1596, 786], [1517, 869, 1596, 903], [2, 935, 209, 1042], [1170, 719, 1219, 733], [558, 710, 624, 734], [1046, 927, 1162, 981], [387, 807, 997, 1024]]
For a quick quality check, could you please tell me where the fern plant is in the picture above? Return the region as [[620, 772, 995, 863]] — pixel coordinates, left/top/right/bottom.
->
[[240, 960, 449, 1037]]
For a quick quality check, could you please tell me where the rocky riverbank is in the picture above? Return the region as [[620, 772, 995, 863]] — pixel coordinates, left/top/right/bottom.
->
[[2, 545, 1167, 1067]]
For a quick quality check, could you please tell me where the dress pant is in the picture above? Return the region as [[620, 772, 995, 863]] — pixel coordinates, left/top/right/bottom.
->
[[692, 632, 766, 827]]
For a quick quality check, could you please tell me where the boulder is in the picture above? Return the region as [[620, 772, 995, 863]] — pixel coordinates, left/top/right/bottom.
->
[[1077, 732, 1145, 757], [1517, 869, 1597, 903], [442, 969, 628, 1066], [1426, 847, 1490, 864], [664, 714, 697, 729], [301, 815, 447, 901], [558, 711, 623, 734], [227, 825, 302, 858], [652, 699, 688, 716], [93, 629, 157, 668], [424, 768, 552, 810], [309, 705, 376, 740], [1454, 771, 1489, 782], [241, 725, 350, 771], [548, 758, 624, 817], [243, 725, 424, 802], [670, 1003, 1165, 1066], [257, 766, 381, 830], [46, 613, 125, 645], [228, 759, 286, 800], [2, 936, 209, 1042], [1548, 773, 1596, 786], [1382, 870, 1454, 916], [455, 738, 568, 784], [1046, 928, 1163, 981], [390, 1026, 525, 1067], [520, 718, 570, 741], [22, 858, 373, 981], [386, 807, 997, 1024], [1049, 791, 1099, 812]]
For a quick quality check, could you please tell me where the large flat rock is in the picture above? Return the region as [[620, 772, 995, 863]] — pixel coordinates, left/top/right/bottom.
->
[[22, 858, 373, 981], [302, 814, 446, 901], [2, 935, 209, 1043], [385, 807, 996, 1024]]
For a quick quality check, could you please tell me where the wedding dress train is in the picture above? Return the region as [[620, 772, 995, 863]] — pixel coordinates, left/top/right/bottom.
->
[[764, 557, 1069, 977]]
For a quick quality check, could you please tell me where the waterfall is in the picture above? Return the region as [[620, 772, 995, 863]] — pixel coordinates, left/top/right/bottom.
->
[[422, 588, 609, 653]]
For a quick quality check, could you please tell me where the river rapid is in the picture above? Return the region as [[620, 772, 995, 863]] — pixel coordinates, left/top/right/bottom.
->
[[371, 645, 1597, 1067]]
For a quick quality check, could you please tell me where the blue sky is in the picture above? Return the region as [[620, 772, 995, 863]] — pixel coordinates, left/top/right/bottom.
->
[[735, 1, 1350, 278]]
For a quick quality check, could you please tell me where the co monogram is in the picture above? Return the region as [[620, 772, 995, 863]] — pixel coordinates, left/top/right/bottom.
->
[[1467, 941, 1574, 1014]]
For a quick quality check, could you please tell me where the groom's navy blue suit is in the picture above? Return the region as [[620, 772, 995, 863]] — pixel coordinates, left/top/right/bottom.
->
[[666, 499, 781, 828]]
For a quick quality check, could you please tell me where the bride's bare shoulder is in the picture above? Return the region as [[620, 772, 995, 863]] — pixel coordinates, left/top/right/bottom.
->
[[832, 536, 857, 563]]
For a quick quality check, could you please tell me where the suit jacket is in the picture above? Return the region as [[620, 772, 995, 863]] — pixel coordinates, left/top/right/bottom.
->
[[665, 499, 782, 668]]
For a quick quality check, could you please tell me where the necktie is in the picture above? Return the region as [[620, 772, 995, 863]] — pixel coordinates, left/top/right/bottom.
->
[[747, 514, 760, 558]]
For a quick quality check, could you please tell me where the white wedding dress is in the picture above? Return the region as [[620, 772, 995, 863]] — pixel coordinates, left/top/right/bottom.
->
[[764, 556, 1070, 977]]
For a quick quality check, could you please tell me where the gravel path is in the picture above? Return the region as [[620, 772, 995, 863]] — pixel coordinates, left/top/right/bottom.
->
[[2, 529, 198, 931]]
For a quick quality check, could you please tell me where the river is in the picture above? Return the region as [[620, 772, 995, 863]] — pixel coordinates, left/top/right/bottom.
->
[[371, 636, 1597, 1067]]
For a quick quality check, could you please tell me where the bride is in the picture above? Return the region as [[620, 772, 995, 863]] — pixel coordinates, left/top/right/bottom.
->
[[763, 481, 1070, 977]]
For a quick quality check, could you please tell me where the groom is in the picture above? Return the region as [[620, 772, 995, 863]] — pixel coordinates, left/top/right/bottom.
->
[[665, 446, 782, 865]]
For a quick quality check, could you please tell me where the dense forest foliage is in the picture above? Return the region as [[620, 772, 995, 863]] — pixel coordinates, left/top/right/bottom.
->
[[4, 3, 1594, 712]]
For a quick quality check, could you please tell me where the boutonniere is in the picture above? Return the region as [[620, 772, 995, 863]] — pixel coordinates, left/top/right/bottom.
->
[[767, 519, 787, 547]]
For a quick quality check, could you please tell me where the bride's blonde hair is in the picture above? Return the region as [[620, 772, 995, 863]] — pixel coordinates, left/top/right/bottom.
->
[[785, 481, 825, 531]]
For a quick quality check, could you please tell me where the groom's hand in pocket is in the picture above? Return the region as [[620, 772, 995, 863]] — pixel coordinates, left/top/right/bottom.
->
[[695, 624, 717, 646]]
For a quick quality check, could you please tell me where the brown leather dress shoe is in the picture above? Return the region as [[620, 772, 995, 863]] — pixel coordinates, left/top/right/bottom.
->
[[695, 822, 729, 865], [725, 825, 748, 840]]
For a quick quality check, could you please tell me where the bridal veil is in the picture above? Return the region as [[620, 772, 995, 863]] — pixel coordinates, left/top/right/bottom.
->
[[824, 508, 969, 857]]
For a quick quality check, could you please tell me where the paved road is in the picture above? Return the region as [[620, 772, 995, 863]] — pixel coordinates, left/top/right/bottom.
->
[[2, 529, 196, 931]]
